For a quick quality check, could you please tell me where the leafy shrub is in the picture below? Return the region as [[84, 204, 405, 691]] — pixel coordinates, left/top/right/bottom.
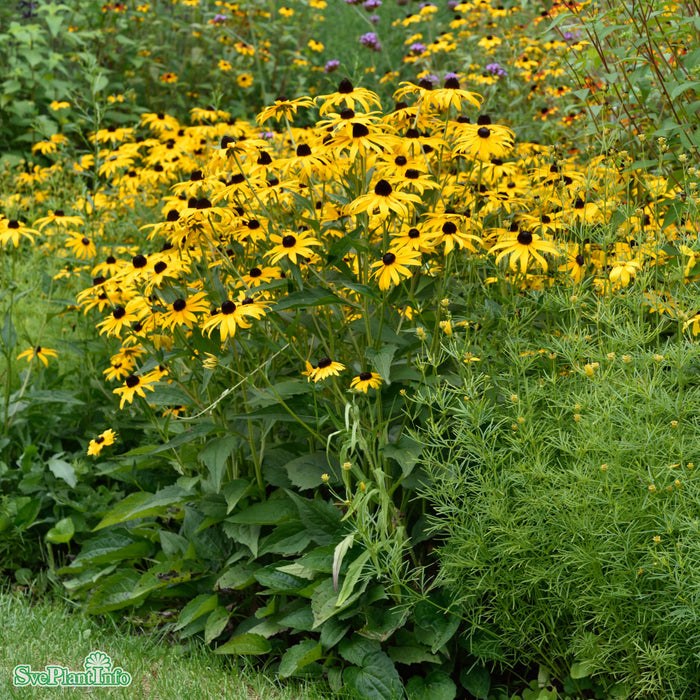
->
[[415, 288, 700, 698]]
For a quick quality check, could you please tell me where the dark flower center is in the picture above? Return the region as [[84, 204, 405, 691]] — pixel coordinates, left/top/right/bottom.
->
[[374, 179, 392, 196], [81, 237, 90, 245], [93, 276, 106, 285], [340, 108, 355, 119], [574, 198, 585, 209], [172, 299, 186, 311], [442, 221, 457, 235], [125, 375, 140, 388], [418, 78, 434, 90], [359, 371, 373, 381], [8, 220, 19, 229], [296, 144, 312, 157], [190, 170, 203, 181], [382, 252, 396, 265], [444, 76, 460, 89], [478, 127, 491, 138], [249, 267, 262, 277], [405, 168, 420, 179], [242, 297, 254, 305], [257, 151, 272, 165], [575, 254, 584, 266], [542, 215, 551, 223], [113, 306, 126, 319], [154, 261, 167, 274], [132, 254, 147, 268], [95, 436, 105, 444], [221, 300, 236, 314], [282, 235, 296, 248], [352, 123, 370, 138], [106, 255, 117, 264], [55, 210, 65, 216], [196, 197, 212, 209], [408, 228, 420, 238], [338, 78, 353, 94], [395, 156, 408, 167], [517, 230, 533, 245], [247, 219, 260, 229], [405, 128, 420, 139], [476, 115, 492, 125], [229, 173, 245, 184], [221, 135, 235, 148], [318, 357, 332, 368], [166, 209, 180, 222]]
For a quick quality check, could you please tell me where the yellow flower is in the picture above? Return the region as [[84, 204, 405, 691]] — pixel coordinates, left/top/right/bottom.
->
[[237, 73, 254, 88], [50, 101, 70, 111], [308, 39, 324, 52], [218, 60, 232, 72], [279, 6, 294, 17], [491, 230, 560, 273], [87, 429, 118, 456], [113, 373, 158, 409], [302, 358, 345, 383], [350, 372, 383, 393], [17, 346, 58, 367], [371, 247, 421, 290], [159, 72, 178, 83], [266, 231, 321, 265]]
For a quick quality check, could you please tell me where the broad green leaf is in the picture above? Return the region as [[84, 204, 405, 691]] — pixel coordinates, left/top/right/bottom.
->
[[216, 563, 260, 590], [93, 486, 191, 530], [460, 665, 490, 699], [45, 516, 74, 544], [287, 490, 344, 545], [222, 479, 250, 513], [343, 650, 403, 700], [205, 606, 230, 645], [364, 344, 397, 386], [227, 498, 296, 525], [48, 457, 77, 488], [311, 577, 368, 628], [570, 660, 595, 679], [254, 566, 306, 593], [338, 636, 381, 666], [279, 640, 323, 678], [407, 671, 457, 700], [274, 288, 341, 311], [199, 436, 237, 491], [1, 311, 17, 349], [86, 570, 143, 614], [175, 593, 219, 631], [214, 633, 271, 655], [69, 530, 153, 569], [285, 452, 335, 490], [382, 436, 423, 478], [388, 646, 439, 665]]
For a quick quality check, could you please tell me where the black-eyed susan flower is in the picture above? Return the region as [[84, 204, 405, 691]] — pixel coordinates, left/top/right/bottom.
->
[[370, 247, 422, 290], [302, 357, 346, 382], [350, 371, 382, 392], [490, 229, 560, 273], [65, 233, 97, 259], [34, 210, 84, 231], [87, 428, 117, 456], [609, 259, 641, 287], [455, 115, 515, 160], [0, 219, 39, 247], [200, 297, 268, 341], [140, 111, 180, 134], [237, 73, 254, 88], [238, 265, 282, 288], [113, 373, 158, 409], [256, 95, 315, 125], [17, 345, 58, 367], [316, 78, 382, 116], [265, 230, 321, 265], [345, 179, 420, 220], [162, 291, 209, 329]]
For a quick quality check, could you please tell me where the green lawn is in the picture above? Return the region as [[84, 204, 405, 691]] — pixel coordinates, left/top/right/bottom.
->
[[0, 589, 343, 699]]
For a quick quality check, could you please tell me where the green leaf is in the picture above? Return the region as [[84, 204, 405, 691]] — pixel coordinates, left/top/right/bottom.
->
[[122, 422, 215, 457], [1, 311, 17, 349], [69, 530, 153, 569], [382, 436, 423, 478], [86, 570, 143, 614], [216, 562, 260, 590], [254, 566, 306, 593], [222, 479, 249, 514], [93, 485, 191, 530], [285, 452, 335, 490], [339, 636, 381, 666], [343, 650, 403, 700], [279, 640, 323, 678], [320, 616, 351, 650], [287, 490, 344, 545], [312, 577, 368, 628], [364, 344, 397, 386], [45, 516, 74, 544], [214, 633, 271, 655], [570, 660, 595, 679], [199, 436, 237, 491], [337, 549, 371, 607], [48, 457, 77, 487], [332, 533, 355, 592], [274, 288, 342, 311], [175, 594, 219, 631], [205, 606, 231, 644], [460, 665, 490, 699], [407, 671, 457, 700], [227, 498, 296, 525], [388, 646, 439, 665]]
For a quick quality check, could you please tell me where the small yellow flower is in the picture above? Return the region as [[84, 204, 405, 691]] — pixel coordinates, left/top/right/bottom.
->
[[653, 535, 661, 543], [218, 60, 232, 72], [237, 73, 254, 88], [600, 464, 608, 471], [279, 6, 294, 17], [622, 354, 632, 363], [17, 345, 58, 367], [87, 428, 118, 456], [321, 473, 329, 482], [350, 371, 382, 393], [573, 413, 581, 422], [50, 101, 70, 111], [649, 484, 657, 492]]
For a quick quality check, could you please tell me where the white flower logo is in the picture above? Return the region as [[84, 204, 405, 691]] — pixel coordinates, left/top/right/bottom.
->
[[83, 651, 113, 671]]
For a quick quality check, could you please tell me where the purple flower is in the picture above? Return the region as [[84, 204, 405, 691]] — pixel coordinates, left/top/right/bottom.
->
[[324, 60, 340, 74], [444, 72, 459, 82], [426, 74, 439, 86], [369, 13, 380, 24], [259, 131, 275, 140], [419, 2, 436, 8], [344, 0, 362, 4], [447, 0, 459, 8], [363, 0, 382, 8], [410, 42, 426, 54], [359, 32, 382, 51], [485, 62, 507, 77], [563, 31, 580, 41], [212, 13, 227, 24]]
